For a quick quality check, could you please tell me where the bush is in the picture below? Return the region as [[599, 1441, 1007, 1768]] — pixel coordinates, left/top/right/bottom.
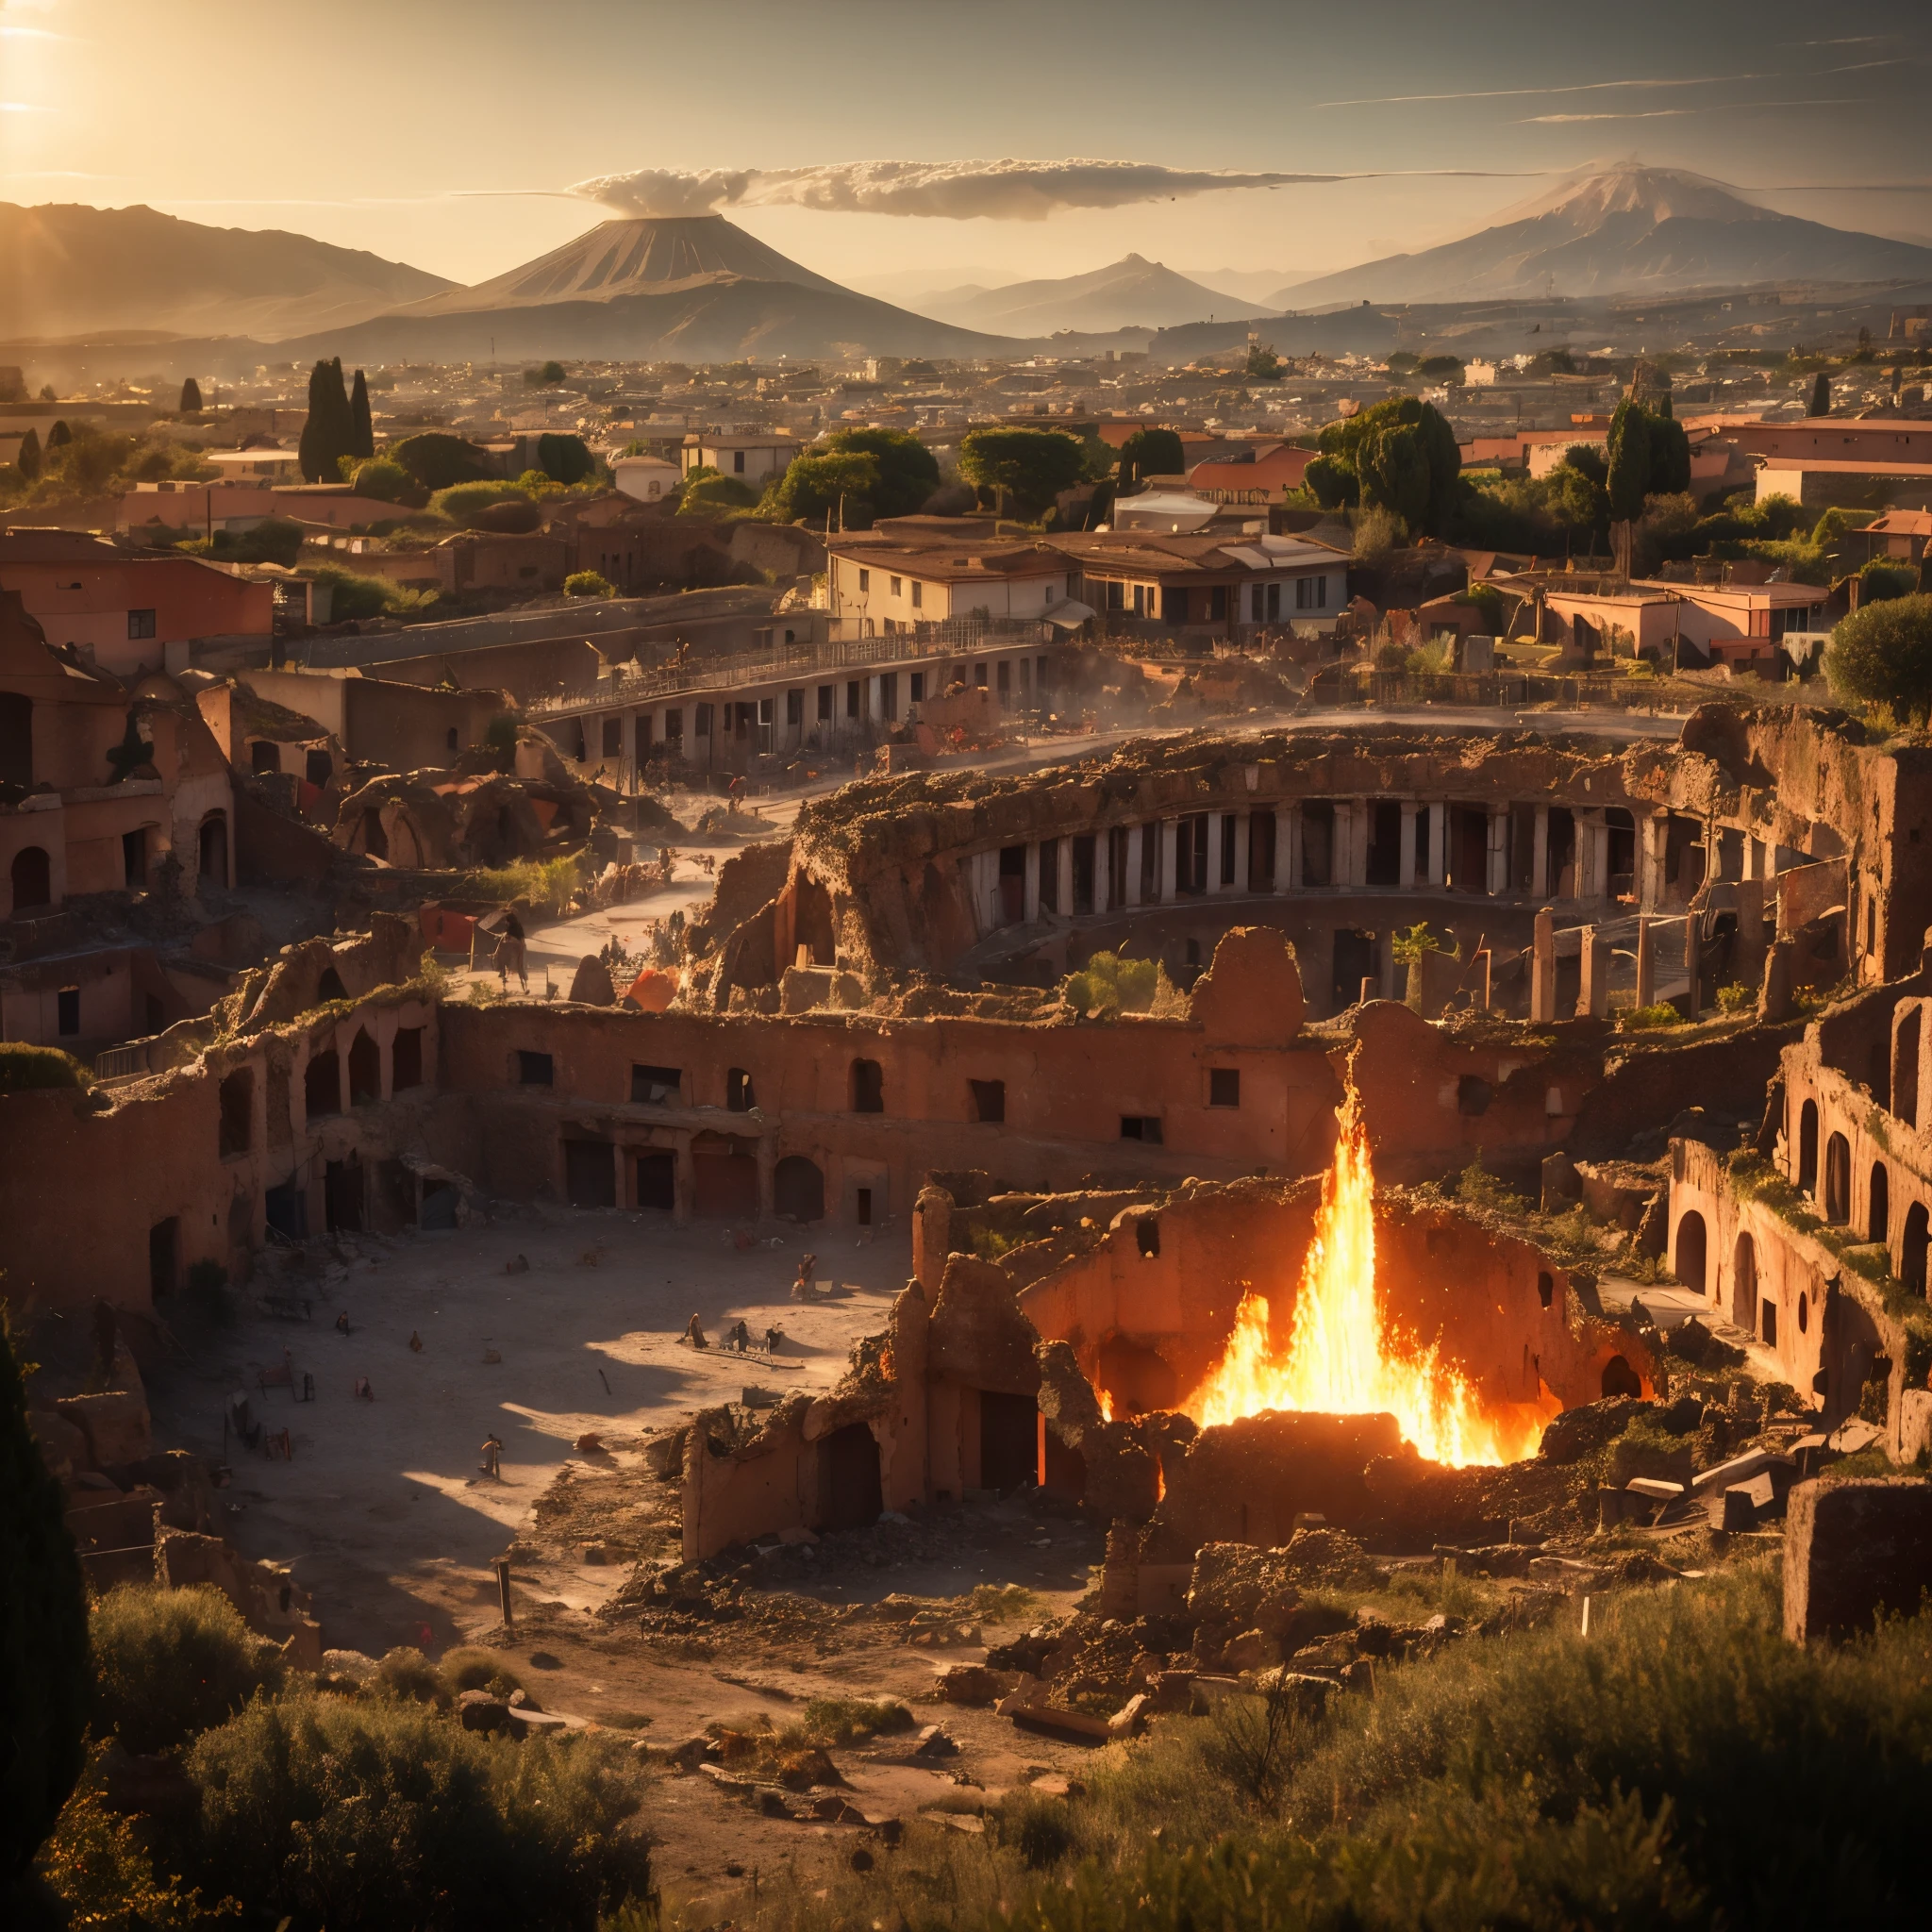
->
[[1826, 593, 1932, 722], [1717, 981, 1757, 1014], [91, 1586, 281, 1756], [563, 571, 614, 599], [995, 1789, 1076, 1870], [1063, 950, 1161, 1019], [348, 458, 425, 508], [1619, 1001, 1685, 1031], [797, 1697, 914, 1746], [373, 1645, 442, 1705], [676, 467, 758, 518], [308, 564, 434, 622], [0, 1044, 89, 1095], [440, 1645, 525, 1700], [431, 480, 532, 527], [1859, 560, 1918, 604], [390, 432, 491, 491], [180, 1693, 650, 1932]]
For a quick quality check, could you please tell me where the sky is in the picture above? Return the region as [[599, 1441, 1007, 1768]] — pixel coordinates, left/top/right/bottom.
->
[[3, 0, 1929, 298]]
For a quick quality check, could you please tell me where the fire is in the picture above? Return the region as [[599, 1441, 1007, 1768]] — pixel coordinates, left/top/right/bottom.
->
[[1185, 1076, 1550, 1468]]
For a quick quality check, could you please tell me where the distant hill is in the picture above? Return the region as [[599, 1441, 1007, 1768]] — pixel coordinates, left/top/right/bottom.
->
[[0, 202, 454, 341], [921, 255, 1256, 334], [290, 213, 1013, 361], [1270, 165, 1932, 305]]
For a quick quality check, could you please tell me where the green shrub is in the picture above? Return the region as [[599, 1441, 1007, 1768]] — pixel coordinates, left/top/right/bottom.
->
[[374, 1645, 442, 1705], [1619, 1001, 1684, 1031], [797, 1697, 914, 1746], [994, 1788, 1075, 1871], [0, 1044, 90, 1095], [430, 480, 532, 527], [91, 1585, 281, 1756], [1826, 592, 1932, 724], [349, 458, 425, 508], [1063, 950, 1161, 1018], [180, 1692, 650, 1932], [1716, 981, 1757, 1014], [390, 432, 491, 491], [308, 564, 434, 622], [563, 571, 614, 599], [439, 1645, 525, 1700]]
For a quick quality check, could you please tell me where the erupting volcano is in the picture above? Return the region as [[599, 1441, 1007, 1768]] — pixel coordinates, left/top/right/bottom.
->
[[1185, 1078, 1553, 1468]]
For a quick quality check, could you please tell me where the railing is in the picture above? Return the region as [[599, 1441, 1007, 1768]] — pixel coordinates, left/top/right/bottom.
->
[[1307, 667, 1682, 710], [92, 1040, 155, 1080]]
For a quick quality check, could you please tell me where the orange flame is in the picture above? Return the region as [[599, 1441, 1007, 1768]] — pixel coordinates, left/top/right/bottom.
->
[[1185, 1077, 1550, 1468]]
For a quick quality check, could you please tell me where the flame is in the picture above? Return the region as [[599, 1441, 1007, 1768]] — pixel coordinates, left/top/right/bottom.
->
[[1185, 1076, 1550, 1468], [1096, 1388, 1114, 1423]]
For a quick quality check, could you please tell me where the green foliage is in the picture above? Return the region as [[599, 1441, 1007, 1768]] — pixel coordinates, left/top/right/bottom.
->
[[1242, 343, 1284, 381], [440, 1645, 525, 1699], [308, 563, 435, 621], [0, 1044, 90, 1095], [484, 713, 519, 767], [1114, 427, 1187, 483], [563, 571, 615, 599], [349, 367, 374, 459], [178, 376, 202, 414], [90, 1586, 280, 1757], [373, 1645, 443, 1705], [199, 517, 304, 567], [458, 853, 583, 913], [1352, 503, 1406, 566], [813, 426, 941, 517], [1648, 411, 1691, 495], [537, 433, 594, 486], [796, 1697, 914, 1746], [1620, 1001, 1685, 1031], [958, 426, 1087, 517], [1301, 451, 1358, 510], [1716, 981, 1757, 1015], [348, 458, 425, 508], [1062, 949, 1162, 1018], [1606, 398, 1652, 526], [1359, 422, 1432, 528], [1454, 1152, 1527, 1214], [994, 1789, 1076, 1870], [525, 360, 567, 387], [1859, 560, 1918, 604], [762, 450, 881, 525], [1312, 396, 1459, 535], [0, 1305, 89, 1891], [1826, 593, 1932, 723], [13, 426, 41, 482], [180, 1692, 651, 1932], [1416, 353, 1464, 382], [1464, 580, 1506, 631], [1390, 921, 1444, 965], [1811, 370, 1832, 416], [298, 358, 356, 483], [676, 467, 759, 518], [431, 479, 532, 526], [390, 431, 492, 491], [45, 417, 69, 448]]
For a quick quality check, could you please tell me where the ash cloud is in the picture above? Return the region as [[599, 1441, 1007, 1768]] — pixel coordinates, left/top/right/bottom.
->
[[569, 158, 1527, 222]]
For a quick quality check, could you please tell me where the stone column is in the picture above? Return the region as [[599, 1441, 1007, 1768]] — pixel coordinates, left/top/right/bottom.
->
[[1207, 812, 1226, 895], [673, 1130, 695, 1224], [1233, 812, 1251, 892], [1399, 803, 1419, 887], [1161, 821, 1179, 903], [1640, 814, 1669, 912], [613, 1142, 628, 1209], [757, 1135, 777, 1218], [1024, 843, 1041, 923], [1735, 877, 1767, 991], [1487, 808, 1509, 895], [1125, 825, 1144, 908], [1530, 907, 1557, 1023], [1279, 807, 1299, 891], [1426, 804, 1447, 886], [1532, 805, 1551, 898], [1347, 799, 1370, 889], [1578, 925, 1610, 1017], [1057, 838, 1074, 916], [1683, 911, 1702, 1021], [1635, 915, 1656, 1008]]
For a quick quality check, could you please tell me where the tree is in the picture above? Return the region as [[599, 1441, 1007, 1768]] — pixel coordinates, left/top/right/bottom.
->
[[958, 426, 1086, 518], [1114, 426, 1186, 486], [1302, 453, 1359, 510], [1810, 371, 1831, 417], [1541, 463, 1608, 540], [1311, 395, 1459, 536], [0, 1307, 90, 1901], [44, 420, 70, 451], [814, 427, 939, 517], [1647, 412, 1691, 496], [676, 467, 758, 518], [1416, 354, 1465, 383], [1358, 423, 1430, 529], [1244, 343, 1284, 382], [762, 451, 882, 526], [297, 358, 355, 482], [349, 369, 374, 460], [1605, 399, 1652, 572], [524, 360, 566, 387], [536, 433, 593, 486], [348, 458, 424, 508], [178, 376, 202, 413], [1825, 594, 1932, 721], [390, 432, 491, 491], [563, 571, 615, 599], [14, 428, 40, 483]]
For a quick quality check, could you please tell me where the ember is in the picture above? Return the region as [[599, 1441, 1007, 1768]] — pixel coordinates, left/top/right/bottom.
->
[[1185, 1075, 1554, 1467]]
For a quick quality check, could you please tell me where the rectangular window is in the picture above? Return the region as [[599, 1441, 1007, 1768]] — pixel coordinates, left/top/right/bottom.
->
[[664, 708, 684, 741], [910, 581, 924, 609], [1317, 575, 1327, 609], [852, 1058, 885, 1113], [858, 568, 870, 592], [1209, 1068, 1241, 1108], [1221, 812, 1237, 885], [846, 679, 860, 718], [996, 660, 1010, 695], [57, 986, 80, 1036], [601, 716, 622, 758], [1037, 654, 1049, 689], [787, 688, 803, 725], [127, 608, 157, 641], [970, 1078, 1006, 1124], [1251, 584, 1265, 623], [695, 703, 713, 736], [817, 684, 833, 721], [631, 1063, 681, 1105], [881, 672, 898, 721], [1120, 1114, 1164, 1144], [1132, 584, 1145, 616], [974, 662, 988, 687], [1295, 576, 1310, 609], [890, 575, 903, 597], [1267, 581, 1281, 622], [1209, 585, 1227, 622], [909, 671, 925, 704], [1107, 579, 1124, 612], [1039, 836, 1059, 912], [726, 1068, 756, 1112], [517, 1051, 554, 1087], [732, 450, 746, 473], [1141, 823, 1159, 901]]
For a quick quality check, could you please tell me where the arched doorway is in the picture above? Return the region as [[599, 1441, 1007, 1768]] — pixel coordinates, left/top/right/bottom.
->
[[1904, 1202, 1930, 1296], [1870, 1163, 1890, 1244], [1674, 1210, 1707, 1295], [9, 843, 51, 910], [691, 1131, 758, 1218], [1732, 1231, 1757, 1331], [1601, 1355, 1643, 1399], [346, 1029, 380, 1105], [197, 812, 228, 890], [1824, 1133, 1852, 1224], [1896, 1008, 1922, 1129], [817, 1422, 882, 1531], [1797, 1099, 1819, 1194], [773, 1155, 824, 1222]]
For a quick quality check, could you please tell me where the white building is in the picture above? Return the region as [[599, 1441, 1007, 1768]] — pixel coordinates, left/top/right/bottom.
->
[[680, 432, 801, 487], [611, 455, 680, 505]]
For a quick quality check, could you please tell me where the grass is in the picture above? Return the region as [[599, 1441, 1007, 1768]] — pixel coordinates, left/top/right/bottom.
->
[[90, 1585, 283, 1756], [791, 1696, 915, 1747], [0, 1042, 90, 1095], [457, 854, 585, 913]]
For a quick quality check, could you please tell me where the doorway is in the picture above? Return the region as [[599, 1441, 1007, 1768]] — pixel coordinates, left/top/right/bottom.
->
[[818, 1423, 883, 1531]]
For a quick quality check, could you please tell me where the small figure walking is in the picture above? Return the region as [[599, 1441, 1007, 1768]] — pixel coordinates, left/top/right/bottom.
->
[[791, 1252, 820, 1302], [683, 1312, 708, 1350], [727, 1318, 750, 1354], [334, 1310, 351, 1338], [408, 1329, 424, 1353], [500, 910, 529, 992], [764, 1324, 784, 1356], [481, 1432, 504, 1479]]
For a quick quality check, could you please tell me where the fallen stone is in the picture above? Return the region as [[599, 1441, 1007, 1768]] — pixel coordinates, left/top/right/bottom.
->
[[937, 1662, 1010, 1707], [1007, 1701, 1113, 1741], [1226, 1628, 1281, 1672], [507, 1705, 572, 1733], [1624, 1477, 1687, 1503], [1691, 1449, 1783, 1495], [1107, 1692, 1150, 1738], [1537, 1397, 1647, 1466], [1027, 1773, 1086, 1798], [1785, 1478, 1932, 1644], [911, 1724, 959, 1758]]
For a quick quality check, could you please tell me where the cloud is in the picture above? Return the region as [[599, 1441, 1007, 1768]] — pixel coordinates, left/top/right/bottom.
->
[[1522, 98, 1857, 123], [570, 158, 1541, 222], [1317, 56, 1907, 108]]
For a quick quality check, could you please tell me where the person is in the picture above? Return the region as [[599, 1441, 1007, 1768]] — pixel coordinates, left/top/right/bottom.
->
[[481, 1432, 503, 1479], [500, 909, 529, 992], [683, 1312, 708, 1350], [334, 1310, 350, 1336], [727, 1318, 750, 1354], [764, 1324, 784, 1356], [354, 1376, 374, 1401], [791, 1254, 820, 1302], [408, 1330, 424, 1353]]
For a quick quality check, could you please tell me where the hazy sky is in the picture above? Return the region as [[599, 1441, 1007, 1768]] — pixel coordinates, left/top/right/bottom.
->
[[4, 0, 1928, 294]]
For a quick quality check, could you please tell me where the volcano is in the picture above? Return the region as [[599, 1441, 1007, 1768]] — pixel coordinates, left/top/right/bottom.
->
[[1271, 164, 1932, 305], [281, 213, 1014, 362]]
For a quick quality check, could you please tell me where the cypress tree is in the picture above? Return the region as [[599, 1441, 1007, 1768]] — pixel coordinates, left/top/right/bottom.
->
[[1809, 371, 1832, 417], [1606, 400, 1653, 527], [44, 420, 70, 451], [325, 358, 354, 474], [0, 1308, 90, 1901], [299, 359, 357, 481], [349, 368, 374, 460], [178, 376, 202, 413], [14, 428, 40, 483], [298, 360, 330, 481]]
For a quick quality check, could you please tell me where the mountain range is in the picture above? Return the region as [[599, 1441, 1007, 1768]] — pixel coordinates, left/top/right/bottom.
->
[[916, 255, 1262, 334], [1270, 165, 1932, 306], [0, 202, 454, 341]]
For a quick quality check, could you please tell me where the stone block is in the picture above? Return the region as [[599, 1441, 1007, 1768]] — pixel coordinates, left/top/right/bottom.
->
[[1784, 1478, 1932, 1644], [936, 1662, 1009, 1707], [56, 1387, 152, 1468]]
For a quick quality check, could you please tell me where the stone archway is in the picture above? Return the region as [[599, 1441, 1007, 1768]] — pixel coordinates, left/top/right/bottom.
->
[[1674, 1210, 1707, 1295]]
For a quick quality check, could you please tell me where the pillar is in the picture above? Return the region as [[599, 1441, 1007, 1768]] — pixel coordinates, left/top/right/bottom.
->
[[1233, 812, 1251, 892], [1057, 838, 1074, 917], [1683, 910, 1701, 1021], [1635, 915, 1656, 1008], [1024, 843, 1041, 923], [756, 1136, 776, 1218], [1426, 804, 1447, 887], [613, 1142, 627, 1209], [1585, 813, 1610, 902], [1578, 925, 1610, 1018], [673, 1130, 695, 1225], [1640, 814, 1669, 912], [1160, 821, 1178, 903], [1487, 808, 1509, 895], [1125, 825, 1144, 908], [1531, 805, 1551, 899], [1530, 907, 1557, 1023], [1380, 940, 1399, 1001], [1347, 798, 1370, 888], [1280, 807, 1299, 890], [1207, 812, 1226, 895], [1399, 803, 1419, 888]]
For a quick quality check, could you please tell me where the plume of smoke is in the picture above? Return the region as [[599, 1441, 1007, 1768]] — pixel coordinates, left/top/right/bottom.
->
[[570, 158, 1425, 222]]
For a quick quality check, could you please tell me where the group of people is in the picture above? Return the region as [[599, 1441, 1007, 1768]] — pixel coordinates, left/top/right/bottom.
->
[[682, 1313, 785, 1356]]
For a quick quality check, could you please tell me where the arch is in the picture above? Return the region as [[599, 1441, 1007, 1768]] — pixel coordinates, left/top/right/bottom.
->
[[816, 1422, 882, 1531], [197, 812, 228, 890], [1895, 1008, 1922, 1129], [1732, 1231, 1757, 1330], [315, 966, 347, 1002], [1903, 1201, 1929, 1297], [1601, 1355, 1643, 1399], [1870, 1163, 1890, 1245], [1823, 1131, 1852, 1224], [1674, 1210, 1707, 1295], [346, 1029, 380, 1105], [9, 843, 51, 910], [1797, 1098, 1819, 1193], [304, 1047, 341, 1121], [773, 1155, 824, 1222]]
